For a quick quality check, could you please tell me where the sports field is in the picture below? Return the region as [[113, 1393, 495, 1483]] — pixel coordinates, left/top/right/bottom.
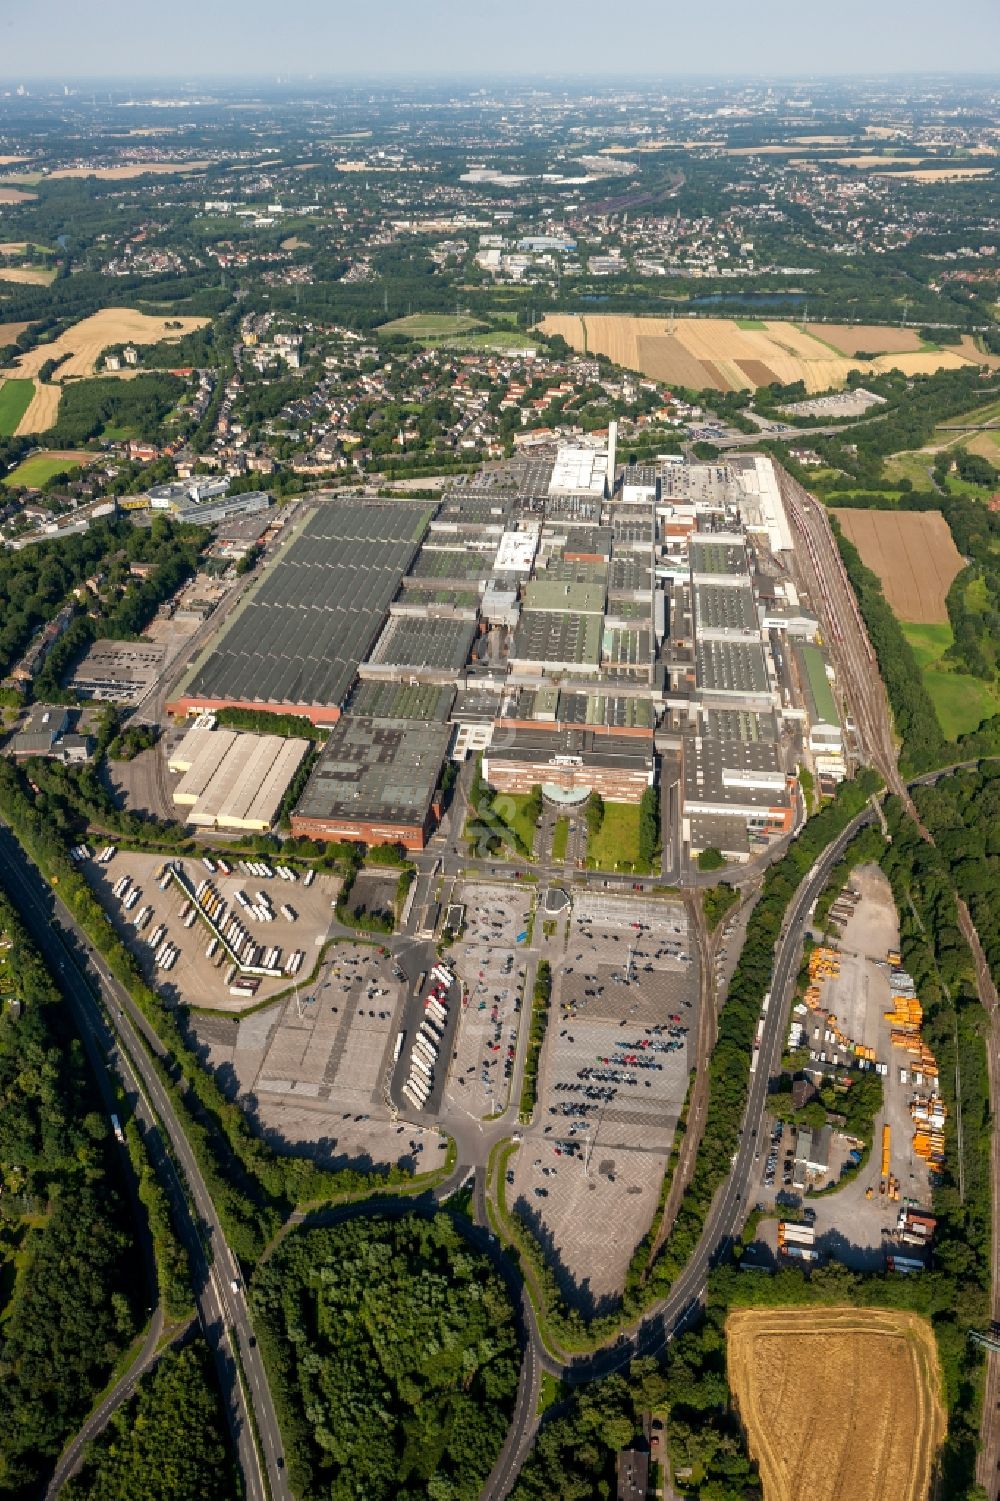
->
[[5, 308, 208, 387], [832, 509, 964, 623], [2, 451, 90, 489], [380, 312, 486, 340], [726, 1306, 945, 1501], [0, 379, 35, 437], [537, 314, 980, 393]]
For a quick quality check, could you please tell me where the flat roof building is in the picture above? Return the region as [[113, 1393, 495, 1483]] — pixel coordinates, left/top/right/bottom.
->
[[170, 502, 431, 725], [796, 643, 842, 755], [291, 716, 452, 851], [484, 725, 653, 804], [68, 639, 168, 705], [510, 610, 603, 675]]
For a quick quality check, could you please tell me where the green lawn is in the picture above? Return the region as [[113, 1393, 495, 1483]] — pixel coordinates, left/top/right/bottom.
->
[[495, 792, 538, 858], [899, 621, 954, 670], [379, 312, 486, 339], [2, 452, 87, 489], [900, 621, 1000, 738], [0, 379, 34, 437], [883, 450, 939, 488], [551, 817, 569, 863], [586, 801, 648, 874], [922, 672, 1000, 739], [737, 318, 767, 330]]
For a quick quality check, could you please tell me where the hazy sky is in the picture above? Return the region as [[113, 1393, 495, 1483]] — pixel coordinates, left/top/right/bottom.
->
[[1, 0, 998, 80]]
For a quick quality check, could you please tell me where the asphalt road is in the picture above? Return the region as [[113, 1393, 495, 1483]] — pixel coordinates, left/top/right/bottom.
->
[[481, 802, 877, 1498], [0, 829, 288, 1501]]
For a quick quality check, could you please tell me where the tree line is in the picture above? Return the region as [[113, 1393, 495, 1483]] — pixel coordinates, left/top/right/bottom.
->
[[0, 891, 140, 1497]]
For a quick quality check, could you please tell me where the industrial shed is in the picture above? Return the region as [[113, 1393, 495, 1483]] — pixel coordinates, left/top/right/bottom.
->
[[169, 725, 310, 832]]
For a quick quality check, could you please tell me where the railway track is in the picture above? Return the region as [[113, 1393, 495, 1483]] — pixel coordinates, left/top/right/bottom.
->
[[777, 464, 1000, 1493]]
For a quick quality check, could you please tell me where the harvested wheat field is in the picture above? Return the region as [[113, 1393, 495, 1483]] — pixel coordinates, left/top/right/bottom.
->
[[727, 1306, 945, 1501], [873, 166, 994, 182], [0, 266, 56, 286], [538, 314, 981, 393], [16, 381, 62, 435], [7, 308, 208, 384], [833, 508, 964, 623], [809, 323, 924, 356], [0, 188, 37, 204], [48, 161, 213, 180], [0, 321, 31, 347]]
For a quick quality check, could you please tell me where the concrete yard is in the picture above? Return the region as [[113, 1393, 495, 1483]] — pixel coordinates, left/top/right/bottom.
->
[[445, 882, 534, 1119], [510, 891, 698, 1307], [750, 865, 933, 1269], [189, 942, 450, 1173], [84, 849, 342, 1012]]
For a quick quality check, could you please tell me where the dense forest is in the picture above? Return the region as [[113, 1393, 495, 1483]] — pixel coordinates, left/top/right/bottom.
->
[[63, 1342, 237, 1501], [0, 892, 139, 1497], [252, 1214, 520, 1501], [44, 373, 184, 447]]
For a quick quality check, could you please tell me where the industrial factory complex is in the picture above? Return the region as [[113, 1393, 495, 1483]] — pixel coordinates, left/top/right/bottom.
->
[[163, 437, 845, 858]]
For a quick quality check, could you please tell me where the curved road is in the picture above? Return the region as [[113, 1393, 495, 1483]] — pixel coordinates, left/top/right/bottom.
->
[[46, 1316, 194, 1497], [479, 802, 877, 1497]]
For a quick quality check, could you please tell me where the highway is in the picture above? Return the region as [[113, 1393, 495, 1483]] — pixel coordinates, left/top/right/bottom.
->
[[0, 829, 288, 1501]]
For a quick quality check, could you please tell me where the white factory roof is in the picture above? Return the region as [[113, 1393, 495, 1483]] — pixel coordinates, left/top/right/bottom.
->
[[494, 526, 540, 574], [742, 456, 794, 554], [548, 445, 609, 497], [171, 726, 310, 832]]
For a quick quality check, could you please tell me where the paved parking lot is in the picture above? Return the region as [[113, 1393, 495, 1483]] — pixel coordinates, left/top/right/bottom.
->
[[511, 891, 698, 1305], [446, 883, 533, 1118], [189, 943, 450, 1173], [85, 850, 340, 1012]]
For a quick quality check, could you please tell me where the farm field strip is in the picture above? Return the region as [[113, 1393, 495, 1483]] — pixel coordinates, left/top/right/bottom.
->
[[537, 313, 982, 392], [726, 1306, 945, 1501], [832, 508, 965, 623], [47, 160, 213, 179], [0, 378, 35, 436], [15, 380, 61, 435], [4, 307, 208, 384]]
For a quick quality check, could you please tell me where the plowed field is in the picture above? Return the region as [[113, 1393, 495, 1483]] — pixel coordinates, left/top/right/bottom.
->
[[537, 314, 980, 392], [726, 1306, 945, 1501], [808, 324, 923, 356], [833, 509, 964, 623]]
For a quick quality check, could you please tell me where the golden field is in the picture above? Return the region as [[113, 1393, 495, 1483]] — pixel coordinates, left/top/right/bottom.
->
[[538, 313, 985, 392], [15, 382, 62, 436], [47, 161, 213, 180], [2, 308, 208, 387], [726, 1306, 945, 1501], [833, 509, 965, 624]]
